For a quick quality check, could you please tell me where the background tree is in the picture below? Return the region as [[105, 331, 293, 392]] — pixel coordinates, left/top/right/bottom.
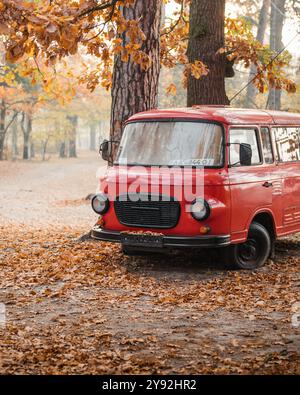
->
[[0, 63, 25, 160], [245, 0, 271, 107], [0, 98, 18, 160], [187, 0, 229, 106], [89, 123, 97, 151], [67, 115, 78, 158], [10, 115, 19, 160], [0, 0, 299, 160], [162, 0, 296, 107], [267, 0, 287, 110], [21, 110, 33, 160], [109, 0, 162, 160]]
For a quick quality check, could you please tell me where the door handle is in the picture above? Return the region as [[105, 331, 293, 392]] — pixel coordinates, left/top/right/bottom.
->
[[263, 182, 273, 188]]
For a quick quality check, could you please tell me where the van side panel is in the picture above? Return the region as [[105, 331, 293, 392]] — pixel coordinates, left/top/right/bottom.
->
[[229, 165, 275, 243], [277, 162, 300, 236], [228, 125, 276, 243]]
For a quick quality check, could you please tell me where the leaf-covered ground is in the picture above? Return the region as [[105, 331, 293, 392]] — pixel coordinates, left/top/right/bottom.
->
[[0, 153, 299, 374]]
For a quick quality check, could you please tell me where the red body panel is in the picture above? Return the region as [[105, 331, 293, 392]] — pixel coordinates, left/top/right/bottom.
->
[[99, 107, 300, 244], [101, 167, 231, 237]]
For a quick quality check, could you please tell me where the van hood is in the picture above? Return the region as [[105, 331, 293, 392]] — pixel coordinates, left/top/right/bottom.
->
[[98, 166, 228, 201]]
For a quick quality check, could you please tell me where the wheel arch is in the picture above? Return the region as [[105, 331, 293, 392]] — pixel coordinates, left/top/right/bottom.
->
[[249, 210, 277, 241]]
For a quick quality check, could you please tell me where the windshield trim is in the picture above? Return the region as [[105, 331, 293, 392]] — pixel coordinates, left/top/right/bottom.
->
[[114, 118, 226, 169]]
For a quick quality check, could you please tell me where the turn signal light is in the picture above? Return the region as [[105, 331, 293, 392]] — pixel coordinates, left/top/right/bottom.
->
[[200, 226, 211, 235], [96, 217, 105, 228]]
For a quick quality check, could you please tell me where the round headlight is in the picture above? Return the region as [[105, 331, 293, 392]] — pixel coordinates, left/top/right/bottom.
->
[[92, 194, 109, 215], [190, 198, 210, 221]]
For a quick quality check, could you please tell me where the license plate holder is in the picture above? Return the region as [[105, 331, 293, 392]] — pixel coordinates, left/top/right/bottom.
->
[[121, 232, 164, 248]]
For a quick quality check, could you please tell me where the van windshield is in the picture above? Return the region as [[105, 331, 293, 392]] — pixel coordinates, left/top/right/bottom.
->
[[116, 121, 224, 167]]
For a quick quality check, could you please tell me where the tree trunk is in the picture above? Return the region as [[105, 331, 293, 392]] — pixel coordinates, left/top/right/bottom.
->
[[67, 115, 78, 158], [0, 102, 18, 161], [110, 0, 162, 161], [30, 142, 35, 159], [22, 113, 32, 160], [0, 136, 5, 161], [11, 119, 19, 159], [245, 0, 271, 108], [187, 0, 229, 106], [0, 100, 6, 161], [23, 132, 30, 160], [42, 139, 49, 161], [267, 0, 286, 110], [59, 142, 66, 158], [89, 124, 96, 151]]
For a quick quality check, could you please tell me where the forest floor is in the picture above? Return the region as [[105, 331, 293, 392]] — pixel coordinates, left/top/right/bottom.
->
[[0, 151, 299, 374]]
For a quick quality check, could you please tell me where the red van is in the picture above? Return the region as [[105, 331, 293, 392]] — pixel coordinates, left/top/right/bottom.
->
[[91, 106, 300, 270]]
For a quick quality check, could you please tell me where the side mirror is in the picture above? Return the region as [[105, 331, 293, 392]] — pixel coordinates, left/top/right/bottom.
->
[[240, 143, 252, 166], [99, 139, 112, 162]]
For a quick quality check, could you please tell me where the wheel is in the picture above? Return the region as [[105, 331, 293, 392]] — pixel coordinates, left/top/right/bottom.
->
[[226, 222, 271, 270]]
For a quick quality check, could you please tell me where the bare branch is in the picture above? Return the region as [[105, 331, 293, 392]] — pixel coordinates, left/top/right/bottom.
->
[[78, 0, 119, 18], [161, 1, 186, 37], [4, 111, 18, 134]]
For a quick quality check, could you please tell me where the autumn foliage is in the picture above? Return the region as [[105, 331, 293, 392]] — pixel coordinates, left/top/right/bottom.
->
[[0, 0, 296, 95]]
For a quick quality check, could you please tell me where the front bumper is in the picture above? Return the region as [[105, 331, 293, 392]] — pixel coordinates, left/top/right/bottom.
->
[[91, 227, 231, 249]]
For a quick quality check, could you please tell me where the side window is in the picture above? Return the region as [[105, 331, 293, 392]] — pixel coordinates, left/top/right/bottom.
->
[[261, 127, 274, 164], [229, 128, 261, 166], [274, 127, 300, 162]]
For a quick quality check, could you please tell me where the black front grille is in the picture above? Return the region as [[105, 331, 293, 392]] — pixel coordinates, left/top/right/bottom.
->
[[114, 194, 180, 229]]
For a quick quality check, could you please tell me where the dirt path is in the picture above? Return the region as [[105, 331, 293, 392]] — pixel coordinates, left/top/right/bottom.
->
[[0, 151, 100, 227], [0, 153, 299, 374]]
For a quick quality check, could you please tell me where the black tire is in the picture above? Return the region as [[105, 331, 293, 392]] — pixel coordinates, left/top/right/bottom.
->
[[225, 222, 271, 270]]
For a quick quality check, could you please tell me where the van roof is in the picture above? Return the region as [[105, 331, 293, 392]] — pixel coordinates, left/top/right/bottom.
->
[[129, 106, 300, 126]]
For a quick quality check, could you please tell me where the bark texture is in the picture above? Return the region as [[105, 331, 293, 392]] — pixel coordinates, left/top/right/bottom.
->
[[187, 0, 229, 106], [267, 0, 286, 110], [245, 0, 271, 108], [110, 0, 162, 161]]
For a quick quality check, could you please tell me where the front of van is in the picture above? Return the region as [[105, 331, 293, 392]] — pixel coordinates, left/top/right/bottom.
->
[[91, 110, 231, 251]]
